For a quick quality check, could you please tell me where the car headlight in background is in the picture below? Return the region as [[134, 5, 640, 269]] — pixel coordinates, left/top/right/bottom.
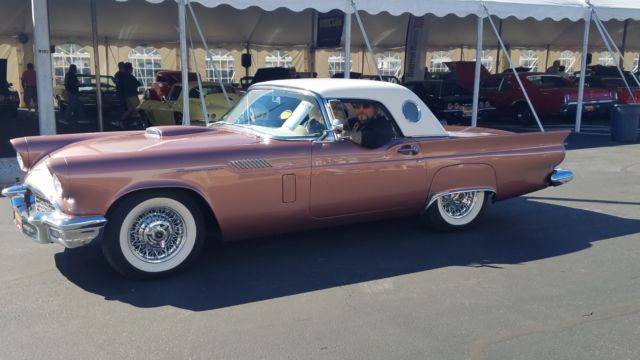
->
[[52, 173, 64, 198], [16, 153, 26, 171]]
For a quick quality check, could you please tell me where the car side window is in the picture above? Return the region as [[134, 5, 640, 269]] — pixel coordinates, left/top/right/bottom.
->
[[168, 86, 182, 101], [500, 78, 513, 91], [330, 99, 401, 138]]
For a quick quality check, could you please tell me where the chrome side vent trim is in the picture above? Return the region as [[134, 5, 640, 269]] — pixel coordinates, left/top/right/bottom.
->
[[229, 159, 273, 170]]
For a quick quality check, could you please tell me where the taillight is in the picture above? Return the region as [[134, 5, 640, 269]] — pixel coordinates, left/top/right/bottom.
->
[[454, 103, 461, 110], [485, 101, 491, 108], [478, 101, 485, 109], [447, 103, 453, 110]]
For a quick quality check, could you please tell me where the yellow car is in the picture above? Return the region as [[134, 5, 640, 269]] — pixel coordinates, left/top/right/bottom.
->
[[137, 81, 239, 126]]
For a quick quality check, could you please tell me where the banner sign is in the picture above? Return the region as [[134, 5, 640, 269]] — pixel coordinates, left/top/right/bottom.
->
[[403, 15, 429, 82], [316, 10, 344, 49]]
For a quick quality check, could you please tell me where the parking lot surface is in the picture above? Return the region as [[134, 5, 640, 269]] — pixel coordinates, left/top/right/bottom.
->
[[1, 133, 639, 360]]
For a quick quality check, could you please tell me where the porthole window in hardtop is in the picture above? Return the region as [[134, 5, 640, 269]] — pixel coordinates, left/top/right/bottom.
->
[[402, 101, 421, 123]]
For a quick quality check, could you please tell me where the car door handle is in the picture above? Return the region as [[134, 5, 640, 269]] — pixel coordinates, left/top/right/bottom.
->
[[397, 144, 419, 155]]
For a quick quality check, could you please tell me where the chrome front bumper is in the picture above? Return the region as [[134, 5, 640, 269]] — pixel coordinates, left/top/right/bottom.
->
[[2, 184, 107, 248], [550, 168, 574, 186]]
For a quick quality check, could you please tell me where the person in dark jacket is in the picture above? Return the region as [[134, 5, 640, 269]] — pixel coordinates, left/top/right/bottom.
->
[[63, 64, 83, 122], [117, 62, 142, 127], [343, 102, 394, 148], [113, 61, 126, 118]]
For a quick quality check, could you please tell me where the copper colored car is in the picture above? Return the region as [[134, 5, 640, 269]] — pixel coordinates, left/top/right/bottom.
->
[[2, 79, 574, 279]]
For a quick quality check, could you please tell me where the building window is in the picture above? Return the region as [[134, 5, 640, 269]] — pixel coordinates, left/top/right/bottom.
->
[[559, 51, 576, 73], [52, 44, 91, 85], [265, 50, 292, 68], [430, 51, 451, 73], [377, 51, 402, 77], [206, 48, 235, 84], [328, 51, 347, 77], [481, 50, 494, 72], [598, 52, 616, 66], [128, 47, 161, 87], [519, 50, 538, 72]]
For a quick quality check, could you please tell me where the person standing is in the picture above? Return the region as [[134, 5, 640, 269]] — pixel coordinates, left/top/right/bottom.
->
[[21, 63, 37, 112], [113, 62, 126, 122], [63, 64, 82, 123], [118, 62, 142, 128]]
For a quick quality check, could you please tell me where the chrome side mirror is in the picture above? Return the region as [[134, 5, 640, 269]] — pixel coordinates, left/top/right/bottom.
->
[[317, 119, 345, 142], [331, 119, 345, 134]]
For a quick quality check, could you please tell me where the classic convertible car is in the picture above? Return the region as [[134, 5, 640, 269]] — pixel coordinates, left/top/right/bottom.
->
[[3, 79, 573, 279]]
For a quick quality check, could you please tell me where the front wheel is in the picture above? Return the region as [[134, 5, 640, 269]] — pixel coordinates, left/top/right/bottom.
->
[[423, 191, 487, 231], [513, 103, 534, 125], [101, 191, 205, 279]]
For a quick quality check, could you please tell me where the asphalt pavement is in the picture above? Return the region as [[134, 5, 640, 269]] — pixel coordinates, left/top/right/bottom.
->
[[0, 133, 639, 360]]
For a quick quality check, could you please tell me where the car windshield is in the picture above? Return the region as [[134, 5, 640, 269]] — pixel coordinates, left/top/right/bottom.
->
[[217, 88, 327, 138]]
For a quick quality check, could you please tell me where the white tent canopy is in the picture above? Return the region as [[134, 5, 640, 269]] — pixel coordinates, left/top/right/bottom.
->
[[1, 0, 639, 50]]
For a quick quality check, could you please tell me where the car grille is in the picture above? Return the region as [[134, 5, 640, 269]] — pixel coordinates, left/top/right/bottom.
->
[[35, 194, 56, 214]]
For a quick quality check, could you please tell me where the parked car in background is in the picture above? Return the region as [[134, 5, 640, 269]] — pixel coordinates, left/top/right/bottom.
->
[[575, 66, 640, 105], [448, 62, 615, 124], [0, 59, 20, 118], [138, 81, 239, 126], [3, 79, 574, 279], [403, 79, 494, 124], [54, 75, 121, 113], [144, 70, 198, 101]]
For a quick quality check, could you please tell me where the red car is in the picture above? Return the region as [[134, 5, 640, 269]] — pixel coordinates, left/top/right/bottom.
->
[[448, 62, 615, 124], [145, 70, 198, 101], [581, 76, 640, 105]]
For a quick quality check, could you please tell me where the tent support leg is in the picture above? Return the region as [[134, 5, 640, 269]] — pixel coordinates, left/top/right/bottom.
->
[[351, 2, 381, 80], [576, 9, 592, 133], [31, 0, 56, 135], [178, 0, 190, 125], [485, 6, 544, 132], [344, 12, 351, 79], [471, 15, 483, 128]]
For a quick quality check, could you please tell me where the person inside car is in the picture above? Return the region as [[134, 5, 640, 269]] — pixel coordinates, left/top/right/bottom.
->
[[342, 102, 394, 149]]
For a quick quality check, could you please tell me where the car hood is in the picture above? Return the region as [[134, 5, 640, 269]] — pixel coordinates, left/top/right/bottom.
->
[[50, 125, 261, 160]]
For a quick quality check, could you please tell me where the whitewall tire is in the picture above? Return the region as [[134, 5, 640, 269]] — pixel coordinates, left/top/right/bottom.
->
[[424, 191, 487, 231], [101, 191, 205, 279]]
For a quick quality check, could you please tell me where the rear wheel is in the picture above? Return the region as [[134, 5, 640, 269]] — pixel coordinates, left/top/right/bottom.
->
[[423, 191, 487, 231], [174, 112, 183, 125], [101, 191, 205, 279], [513, 103, 534, 125]]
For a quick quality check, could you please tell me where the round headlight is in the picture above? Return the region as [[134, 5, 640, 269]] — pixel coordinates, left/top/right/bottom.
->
[[52, 173, 64, 198], [16, 153, 26, 171]]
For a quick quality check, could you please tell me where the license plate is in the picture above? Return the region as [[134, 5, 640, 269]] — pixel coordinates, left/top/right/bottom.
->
[[463, 106, 472, 117], [13, 209, 23, 231], [584, 105, 595, 112]]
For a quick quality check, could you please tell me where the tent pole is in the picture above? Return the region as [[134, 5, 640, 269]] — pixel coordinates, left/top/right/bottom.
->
[[592, 12, 640, 89], [485, 7, 544, 132], [31, 0, 55, 135], [472, 15, 483, 128], [186, 19, 209, 125], [544, 44, 550, 71], [592, 14, 636, 102], [576, 9, 592, 133], [351, 2, 381, 80], [494, 18, 502, 74], [344, 12, 351, 79], [178, 0, 190, 125], [186, 0, 231, 107], [91, 0, 103, 132], [619, 19, 628, 69]]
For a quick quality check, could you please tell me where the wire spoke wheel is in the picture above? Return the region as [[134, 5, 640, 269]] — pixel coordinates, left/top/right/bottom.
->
[[128, 207, 186, 263]]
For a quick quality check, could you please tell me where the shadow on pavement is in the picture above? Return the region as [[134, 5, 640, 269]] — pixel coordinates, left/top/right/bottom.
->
[[54, 197, 640, 311]]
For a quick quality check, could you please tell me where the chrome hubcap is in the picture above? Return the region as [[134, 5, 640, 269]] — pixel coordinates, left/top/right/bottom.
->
[[440, 192, 477, 219], [128, 207, 186, 263]]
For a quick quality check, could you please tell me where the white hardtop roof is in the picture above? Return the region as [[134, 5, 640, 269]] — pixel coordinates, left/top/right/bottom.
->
[[252, 79, 449, 138]]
